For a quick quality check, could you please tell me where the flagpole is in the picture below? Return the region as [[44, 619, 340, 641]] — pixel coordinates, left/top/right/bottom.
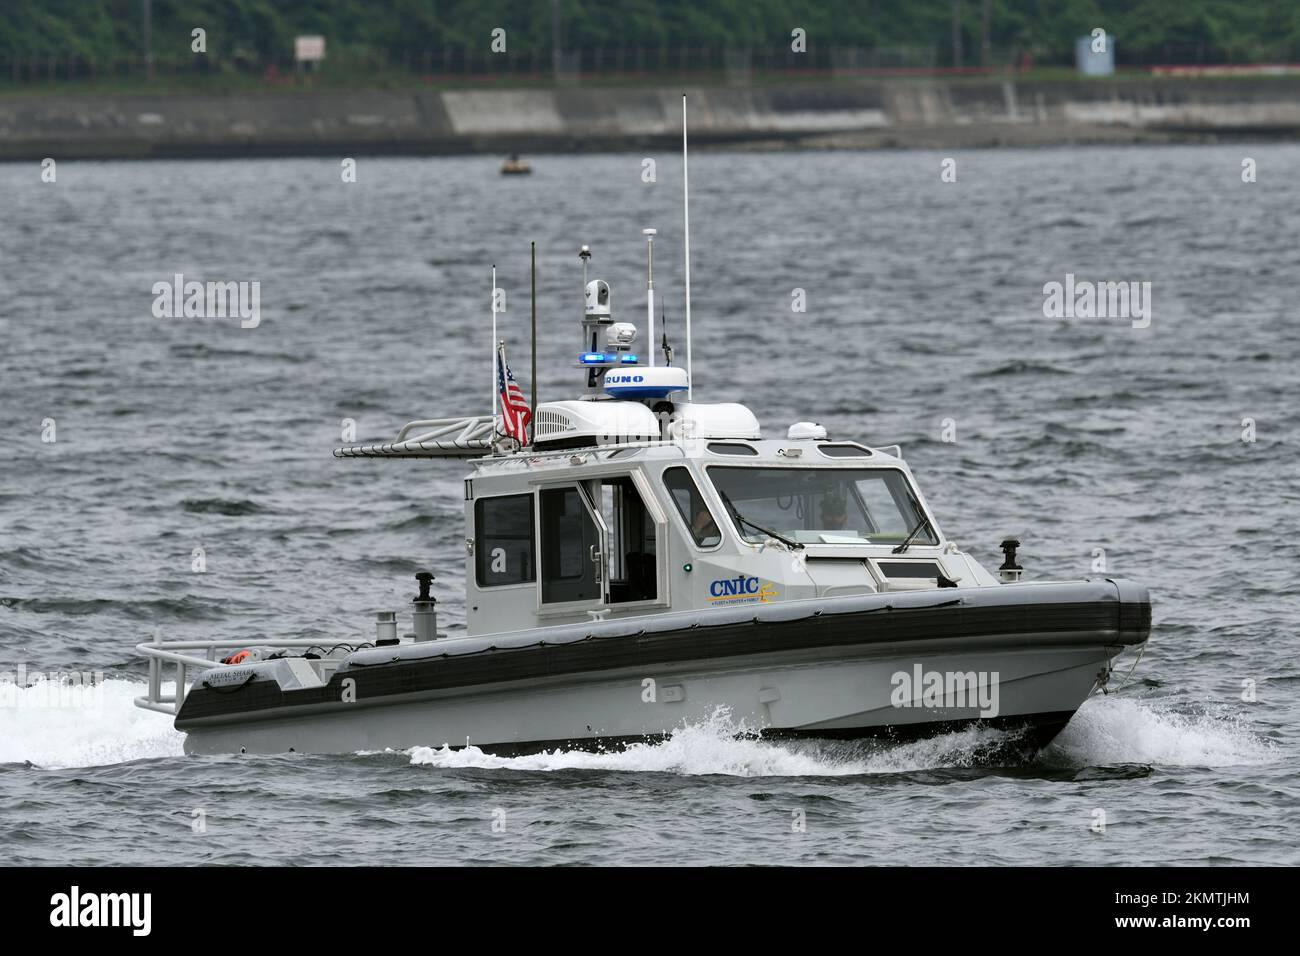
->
[[682, 94, 692, 400], [530, 241, 537, 445], [491, 265, 498, 437], [499, 340, 509, 440]]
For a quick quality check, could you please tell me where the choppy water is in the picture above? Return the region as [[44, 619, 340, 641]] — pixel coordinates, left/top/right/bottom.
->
[[1, 146, 1297, 865]]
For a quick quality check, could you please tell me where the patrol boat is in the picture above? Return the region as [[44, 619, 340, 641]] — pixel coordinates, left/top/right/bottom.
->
[[134, 252, 1150, 757], [134, 100, 1149, 758]]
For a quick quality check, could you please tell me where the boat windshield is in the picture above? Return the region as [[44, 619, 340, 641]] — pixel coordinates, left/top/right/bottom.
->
[[706, 466, 938, 546]]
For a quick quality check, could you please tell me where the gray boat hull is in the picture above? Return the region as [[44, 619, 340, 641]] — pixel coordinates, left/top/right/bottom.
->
[[176, 579, 1150, 759]]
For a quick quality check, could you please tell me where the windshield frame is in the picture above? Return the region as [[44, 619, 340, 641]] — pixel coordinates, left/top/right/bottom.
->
[[703, 463, 940, 549]]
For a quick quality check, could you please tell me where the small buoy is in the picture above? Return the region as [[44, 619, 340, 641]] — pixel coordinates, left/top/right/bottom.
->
[[501, 154, 532, 176]]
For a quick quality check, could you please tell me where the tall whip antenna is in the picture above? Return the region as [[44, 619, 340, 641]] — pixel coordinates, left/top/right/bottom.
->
[[681, 94, 692, 400]]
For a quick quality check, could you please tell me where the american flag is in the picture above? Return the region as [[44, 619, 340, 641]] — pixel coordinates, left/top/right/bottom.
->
[[496, 345, 531, 442]]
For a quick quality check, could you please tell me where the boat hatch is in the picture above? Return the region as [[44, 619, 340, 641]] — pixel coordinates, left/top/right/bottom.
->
[[869, 559, 956, 591], [817, 443, 873, 458]]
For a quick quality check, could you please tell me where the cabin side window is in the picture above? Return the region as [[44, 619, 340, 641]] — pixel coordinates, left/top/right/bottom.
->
[[663, 467, 721, 548], [474, 494, 535, 587], [539, 486, 601, 604]]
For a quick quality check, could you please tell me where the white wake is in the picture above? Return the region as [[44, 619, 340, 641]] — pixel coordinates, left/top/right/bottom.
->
[[409, 696, 1276, 777], [0, 677, 184, 768], [0, 677, 1273, 775]]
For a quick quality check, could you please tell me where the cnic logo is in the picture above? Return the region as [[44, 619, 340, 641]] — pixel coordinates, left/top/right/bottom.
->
[[710, 575, 760, 597], [708, 575, 778, 603]]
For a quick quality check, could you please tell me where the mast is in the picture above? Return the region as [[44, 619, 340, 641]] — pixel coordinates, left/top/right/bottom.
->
[[643, 228, 656, 367]]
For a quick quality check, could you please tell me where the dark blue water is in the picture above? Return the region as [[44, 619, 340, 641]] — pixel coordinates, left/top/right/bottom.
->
[[1, 145, 1295, 864]]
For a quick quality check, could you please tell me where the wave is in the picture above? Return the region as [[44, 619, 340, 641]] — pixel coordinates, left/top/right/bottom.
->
[[407, 707, 870, 777], [181, 497, 269, 516], [168, 344, 313, 364], [1, 595, 230, 621], [2, 683, 1270, 776], [0, 678, 184, 769], [405, 709, 1024, 777], [1042, 694, 1276, 768], [973, 360, 1075, 378], [408, 695, 1275, 777]]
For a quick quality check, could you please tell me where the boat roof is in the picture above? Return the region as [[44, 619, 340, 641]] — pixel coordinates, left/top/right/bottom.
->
[[469, 435, 906, 478]]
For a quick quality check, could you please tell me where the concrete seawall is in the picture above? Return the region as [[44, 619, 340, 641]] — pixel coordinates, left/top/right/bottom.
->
[[3, 76, 1299, 160]]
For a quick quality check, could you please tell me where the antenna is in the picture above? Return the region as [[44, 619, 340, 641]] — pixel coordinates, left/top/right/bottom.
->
[[642, 228, 656, 367], [681, 93, 693, 400], [661, 301, 673, 365]]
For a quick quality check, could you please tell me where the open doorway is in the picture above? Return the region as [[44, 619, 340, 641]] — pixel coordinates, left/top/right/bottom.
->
[[597, 477, 657, 604]]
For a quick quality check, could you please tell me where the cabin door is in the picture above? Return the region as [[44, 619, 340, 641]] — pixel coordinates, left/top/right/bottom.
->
[[538, 483, 609, 609]]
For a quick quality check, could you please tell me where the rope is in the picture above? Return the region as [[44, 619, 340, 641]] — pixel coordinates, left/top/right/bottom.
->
[[1103, 642, 1146, 694]]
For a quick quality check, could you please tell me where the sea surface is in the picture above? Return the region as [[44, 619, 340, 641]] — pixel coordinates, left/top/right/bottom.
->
[[1, 145, 1296, 865]]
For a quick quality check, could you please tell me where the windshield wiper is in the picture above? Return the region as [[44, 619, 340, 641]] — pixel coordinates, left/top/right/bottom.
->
[[891, 494, 936, 554], [718, 490, 803, 551]]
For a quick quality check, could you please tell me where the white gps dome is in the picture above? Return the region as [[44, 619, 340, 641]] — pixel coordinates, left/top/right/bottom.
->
[[787, 421, 828, 440]]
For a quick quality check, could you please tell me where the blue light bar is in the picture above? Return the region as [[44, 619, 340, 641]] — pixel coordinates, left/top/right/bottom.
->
[[579, 352, 618, 365], [620, 354, 639, 364]]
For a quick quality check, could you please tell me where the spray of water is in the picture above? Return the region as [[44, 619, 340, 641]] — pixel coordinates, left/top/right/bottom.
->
[[408, 695, 1276, 778], [0, 677, 184, 769], [0, 678, 1274, 774], [1043, 694, 1275, 768]]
